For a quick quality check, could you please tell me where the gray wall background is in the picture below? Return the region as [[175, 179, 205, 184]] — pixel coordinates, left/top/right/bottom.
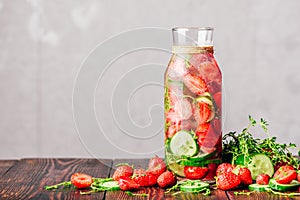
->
[[1, 0, 300, 159]]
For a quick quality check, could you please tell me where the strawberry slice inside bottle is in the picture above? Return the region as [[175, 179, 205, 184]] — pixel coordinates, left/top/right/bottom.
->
[[183, 73, 208, 95]]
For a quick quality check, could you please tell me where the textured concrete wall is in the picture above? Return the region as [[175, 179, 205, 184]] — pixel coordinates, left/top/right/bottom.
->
[[0, 0, 299, 159]]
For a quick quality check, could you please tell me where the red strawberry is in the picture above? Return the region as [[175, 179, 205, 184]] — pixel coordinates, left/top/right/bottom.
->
[[112, 164, 133, 181], [216, 163, 234, 175], [157, 171, 176, 188], [273, 165, 297, 184], [132, 169, 157, 187], [198, 61, 221, 84], [213, 92, 222, 111], [147, 156, 167, 177], [118, 177, 139, 191], [184, 166, 209, 179], [237, 167, 252, 185], [167, 56, 187, 81], [298, 172, 300, 182], [256, 174, 270, 185], [216, 171, 241, 190], [183, 73, 208, 95], [203, 163, 218, 180], [212, 118, 221, 134]]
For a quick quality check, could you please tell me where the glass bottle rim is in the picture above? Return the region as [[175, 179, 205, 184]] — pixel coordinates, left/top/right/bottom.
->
[[172, 27, 213, 32]]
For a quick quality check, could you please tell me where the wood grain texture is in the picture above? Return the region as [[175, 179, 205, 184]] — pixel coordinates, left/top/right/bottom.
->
[[0, 160, 17, 177], [0, 159, 112, 200]]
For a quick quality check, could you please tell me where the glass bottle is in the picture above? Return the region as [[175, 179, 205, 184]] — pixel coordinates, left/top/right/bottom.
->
[[164, 27, 222, 181]]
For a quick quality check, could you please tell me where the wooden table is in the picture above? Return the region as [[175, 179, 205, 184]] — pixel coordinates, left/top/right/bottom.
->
[[0, 158, 299, 199]]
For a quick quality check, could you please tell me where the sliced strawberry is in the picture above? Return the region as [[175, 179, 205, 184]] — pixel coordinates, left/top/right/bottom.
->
[[193, 102, 212, 124], [273, 165, 297, 184], [189, 53, 211, 69], [167, 56, 187, 81], [183, 73, 208, 95], [197, 61, 222, 86], [197, 125, 219, 150], [212, 118, 221, 134], [216, 171, 241, 190], [118, 177, 139, 191], [213, 92, 222, 112], [256, 174, 270, 185], [184, 166, 209, 180]]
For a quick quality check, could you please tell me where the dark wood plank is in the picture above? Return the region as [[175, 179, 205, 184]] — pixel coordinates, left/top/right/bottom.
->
[[0, 158, 112, 200], [226, 189, 300, 200], [106, 159, 229, 200], [0, 160, 17, 177]]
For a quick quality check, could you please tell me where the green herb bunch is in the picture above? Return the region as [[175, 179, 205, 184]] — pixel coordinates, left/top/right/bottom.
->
[[222, 116, 299, 169]]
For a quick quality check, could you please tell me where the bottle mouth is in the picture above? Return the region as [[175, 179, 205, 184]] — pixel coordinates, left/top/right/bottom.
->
[[172, 27, 214, 47], [172, 27, 214, 31]]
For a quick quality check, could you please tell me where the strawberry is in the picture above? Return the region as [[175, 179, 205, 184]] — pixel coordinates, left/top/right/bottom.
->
[[147, 156, 167, 177], [157, 171, 176, 188], [236, 167, 252, 185], [112, 164, 133, 181], [184, 166, 209, 179], [194, 102, 212, 124], [256, 174, 270, 185], [197, 61, 222, 85], [273, 165, 297, 184], [216, 163, 234, 175], [132, 169, 157, 187], [118, 177, 139, 191], [183, 73, 208, 95], [216, 171, 241, 190], [213, 92, 222, 111], [203, 163, 218, 180], [298, 172, 300, 182]]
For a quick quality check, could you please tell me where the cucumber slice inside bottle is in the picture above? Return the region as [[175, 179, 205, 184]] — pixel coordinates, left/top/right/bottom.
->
[[269, 179, 300, 191], [169, 131, 198, 157], [247, 154, 274, 180], [248, 183, 270, 192], [179, 180, 210, 192], [168, 162, 185, 177]]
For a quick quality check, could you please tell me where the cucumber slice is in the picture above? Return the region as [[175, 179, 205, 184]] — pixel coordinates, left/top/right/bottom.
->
[[168, 162, 185, 177], [247, 154, 274, 180], [179, 159, 221, 167], [179, 180, 210, 192], [169, 131, 198, 157], [188, 151, 215, 162], [98, 181, 120, 191], [269, 179, 300, 191], [248, 183, 270, 192]]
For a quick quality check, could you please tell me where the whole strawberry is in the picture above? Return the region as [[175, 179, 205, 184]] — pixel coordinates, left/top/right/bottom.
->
[[256, 174, 270, 185], [216, 171, 241, 190], [237, 167, 252, 185], [157, 171, 176, 188], [216, 163, 234, 175], [118, 177, 139, 191], [184, 166, 209, 179], [132, 169, 157, 187], [147, 156, 167, 177], [112, 164, 133, 181]]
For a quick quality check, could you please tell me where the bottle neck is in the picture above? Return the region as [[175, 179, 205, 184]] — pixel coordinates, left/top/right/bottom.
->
[[172, 27, 214, 54]]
